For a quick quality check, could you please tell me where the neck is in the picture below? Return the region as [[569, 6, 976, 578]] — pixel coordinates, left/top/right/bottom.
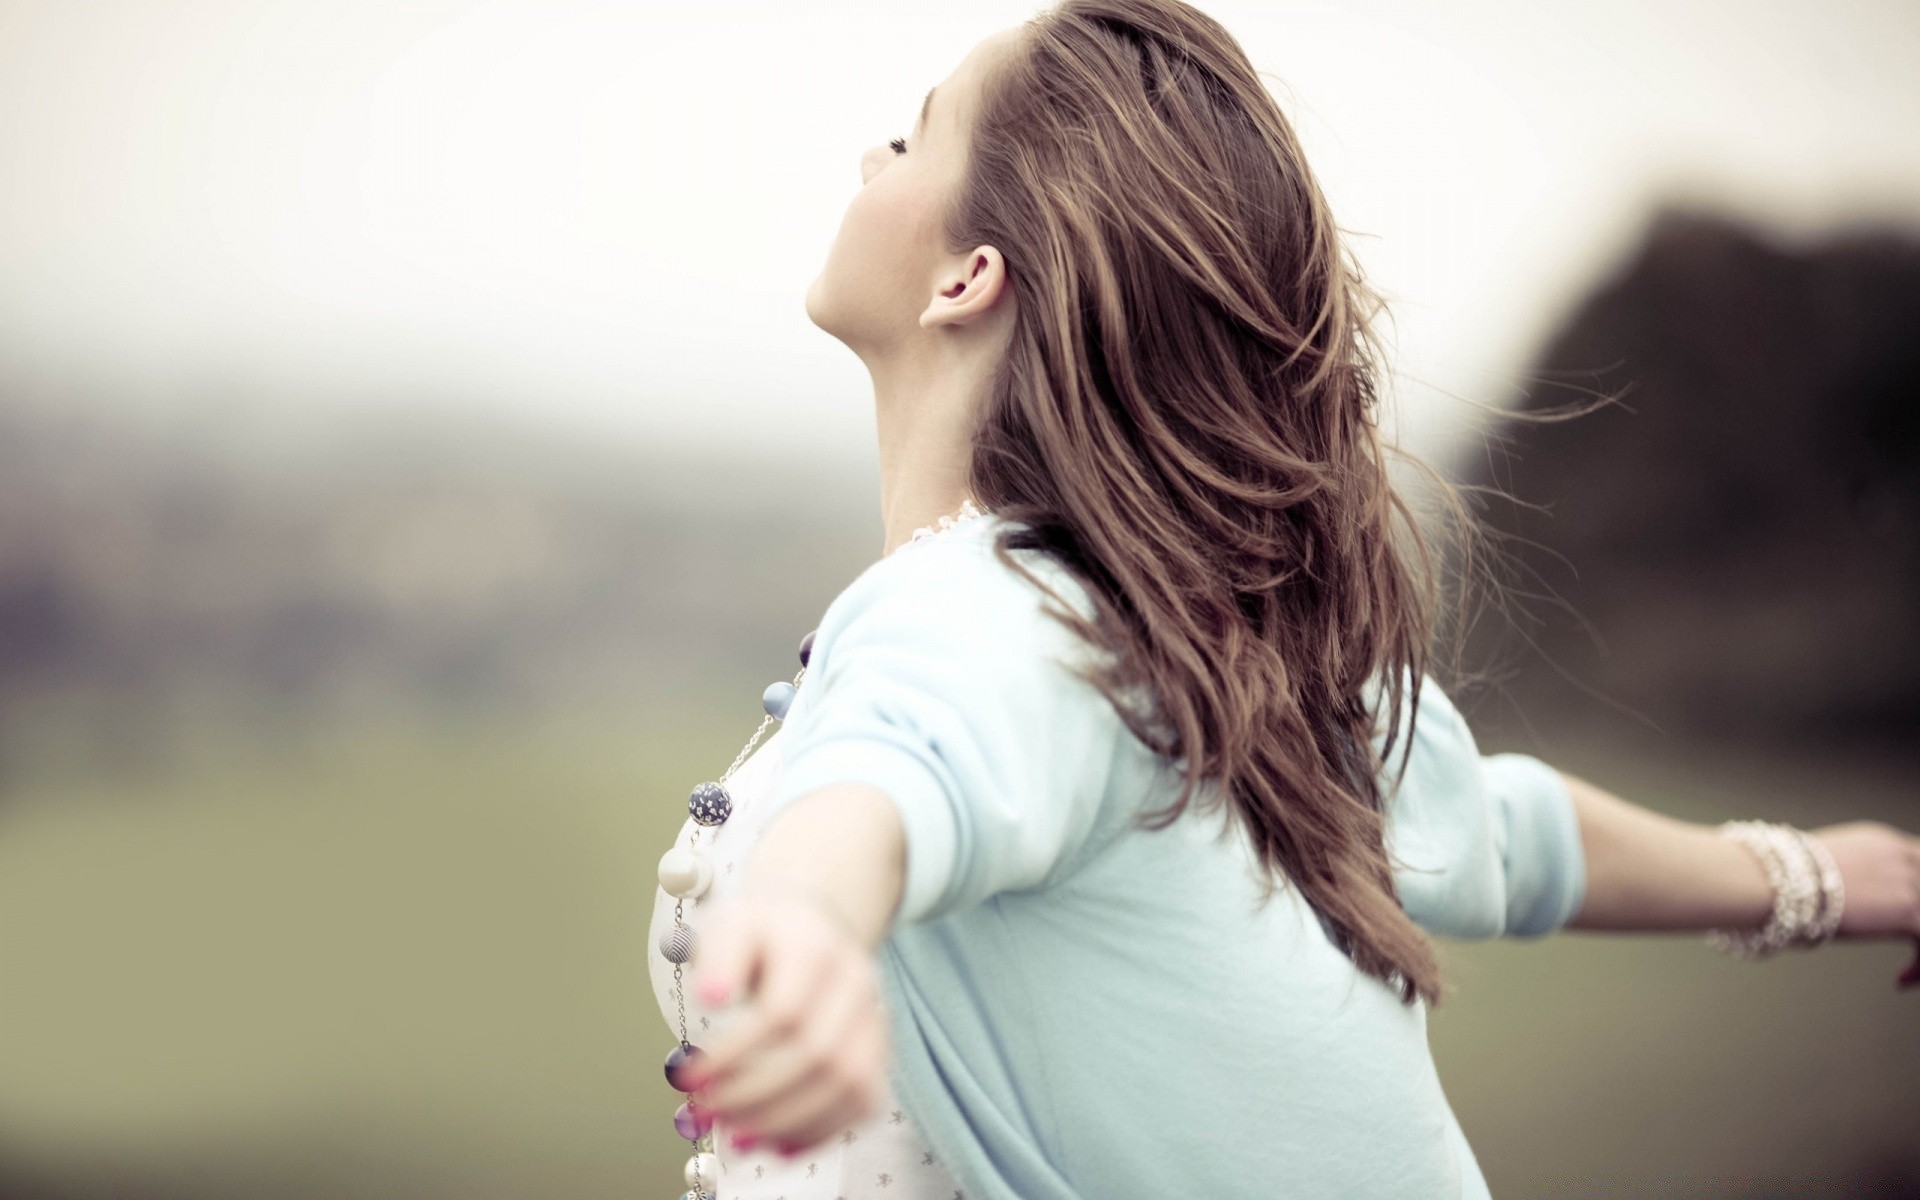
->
[[867, 342, 995, 557]]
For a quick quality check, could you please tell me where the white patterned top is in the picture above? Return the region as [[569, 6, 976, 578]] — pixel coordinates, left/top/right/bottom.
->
[[649, 727, 970, 1200]]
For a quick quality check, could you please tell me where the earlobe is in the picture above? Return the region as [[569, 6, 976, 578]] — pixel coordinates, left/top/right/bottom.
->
[[917, 292, 967, 331]]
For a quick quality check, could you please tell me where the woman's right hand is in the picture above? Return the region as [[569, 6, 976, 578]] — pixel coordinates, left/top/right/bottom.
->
[[678, 874, 893, 1155], [1807, 820, 1920, 988]]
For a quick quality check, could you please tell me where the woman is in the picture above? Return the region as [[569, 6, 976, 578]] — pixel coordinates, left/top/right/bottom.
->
[[647, 3, 1920, 1197]]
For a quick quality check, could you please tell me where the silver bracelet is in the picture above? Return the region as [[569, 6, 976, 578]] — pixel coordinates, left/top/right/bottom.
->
[[1705, 819, 1837, 959]]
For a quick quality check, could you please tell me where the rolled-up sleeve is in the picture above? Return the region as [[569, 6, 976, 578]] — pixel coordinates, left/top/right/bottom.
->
[[1478, 750, 1587, 936], [1376, 670, 1588, 939], [762, 538, 1124, 936]]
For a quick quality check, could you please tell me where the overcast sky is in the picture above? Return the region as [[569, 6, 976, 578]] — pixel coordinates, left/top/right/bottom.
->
[[0, 0, 1915, 462]]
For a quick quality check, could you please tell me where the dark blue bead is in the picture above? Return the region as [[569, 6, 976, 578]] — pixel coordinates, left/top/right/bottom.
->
[[688, 781, 731, 826], [798, 629, 816, 667]]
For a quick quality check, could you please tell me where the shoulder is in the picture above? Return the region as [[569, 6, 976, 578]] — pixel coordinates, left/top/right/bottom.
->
[[1365, 665, 1472, 751], [810, 515, 1108, 679]]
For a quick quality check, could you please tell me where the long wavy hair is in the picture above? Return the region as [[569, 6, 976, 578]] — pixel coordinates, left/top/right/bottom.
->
[[950, 0, 1578, 1007]]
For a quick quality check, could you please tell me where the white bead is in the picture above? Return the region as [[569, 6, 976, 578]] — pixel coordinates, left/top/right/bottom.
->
[[659, 846, 713, 900], [762, 680, 797, 720], [684, 1151, 720, 1189]]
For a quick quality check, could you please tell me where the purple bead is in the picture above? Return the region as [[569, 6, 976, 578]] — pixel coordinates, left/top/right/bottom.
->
[[688, 781, 731, 826], [798, 629, 816, 667], [665, 1042, 705, 1092], [674, 1099, 713, 1140]]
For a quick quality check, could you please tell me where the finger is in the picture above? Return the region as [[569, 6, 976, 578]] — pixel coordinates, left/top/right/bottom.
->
[[691, 906, 762, 1009], [783, 1019, 889, 1149], [752, 1018, 889, 1152], [696, 935, 834, 1086], [706, 962, 873, 1125], [716, 1032, 860, 1149]]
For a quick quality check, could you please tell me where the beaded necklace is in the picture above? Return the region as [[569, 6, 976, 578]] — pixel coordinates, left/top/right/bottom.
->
[[658, 496, 992, 1200]]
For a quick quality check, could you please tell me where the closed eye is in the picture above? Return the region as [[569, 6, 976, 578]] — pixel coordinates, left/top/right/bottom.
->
[[888, 136, 907, 155]]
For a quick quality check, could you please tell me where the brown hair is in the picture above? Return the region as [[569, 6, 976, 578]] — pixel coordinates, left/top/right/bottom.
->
[[950, 0, 1589, 1006]]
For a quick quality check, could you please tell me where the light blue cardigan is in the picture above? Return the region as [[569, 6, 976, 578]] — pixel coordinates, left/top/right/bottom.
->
[[764, 513, 1586, 1200]]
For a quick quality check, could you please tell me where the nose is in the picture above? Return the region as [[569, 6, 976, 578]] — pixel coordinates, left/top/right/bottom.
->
[[860, 143, 888, 183]]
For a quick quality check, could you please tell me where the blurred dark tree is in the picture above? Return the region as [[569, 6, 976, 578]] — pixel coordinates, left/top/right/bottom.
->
[[1461, 205, 1920, 754]]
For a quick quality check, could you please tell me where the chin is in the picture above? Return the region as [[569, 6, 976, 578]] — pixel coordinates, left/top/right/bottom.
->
[[803, 272, 831, 333], [804, 271, 846, 335], [803, 273, 864, 349]]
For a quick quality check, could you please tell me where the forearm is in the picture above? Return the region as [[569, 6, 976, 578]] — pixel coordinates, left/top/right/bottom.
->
[[739, 781, 908, 952], [1560, 769, 1775, 932]]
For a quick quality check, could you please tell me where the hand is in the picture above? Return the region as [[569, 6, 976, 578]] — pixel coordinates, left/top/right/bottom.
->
[[679, 875, 892, 1155], [1806, 820, 1920, 988]]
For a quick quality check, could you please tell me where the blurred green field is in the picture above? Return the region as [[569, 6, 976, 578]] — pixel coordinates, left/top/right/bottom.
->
[[0, 705, 1912, 1198], [1434, 726, 1920, 1197]]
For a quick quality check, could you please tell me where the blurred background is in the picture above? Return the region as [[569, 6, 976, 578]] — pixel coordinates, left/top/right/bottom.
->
[[0, 0, 1915, 1196]]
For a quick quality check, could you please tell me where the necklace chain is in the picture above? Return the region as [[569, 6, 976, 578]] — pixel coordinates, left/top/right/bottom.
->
[[661, 495, 992, 1197]]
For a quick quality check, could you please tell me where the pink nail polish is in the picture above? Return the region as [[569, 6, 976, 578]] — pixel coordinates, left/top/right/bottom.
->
[[731, 1130, 759, 1151]]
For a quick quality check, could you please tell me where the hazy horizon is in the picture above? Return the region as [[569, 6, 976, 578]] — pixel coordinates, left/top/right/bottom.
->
[[1, 0, 1915, 463]]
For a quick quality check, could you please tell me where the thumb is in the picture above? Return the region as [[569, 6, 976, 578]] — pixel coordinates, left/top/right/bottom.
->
[[691, 902, 761, 1008]]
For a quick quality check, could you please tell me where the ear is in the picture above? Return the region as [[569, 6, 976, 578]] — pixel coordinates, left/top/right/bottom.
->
[[919, 246, 1010, 331]]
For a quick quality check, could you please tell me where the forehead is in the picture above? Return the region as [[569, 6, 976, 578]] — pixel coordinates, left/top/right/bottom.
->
[[924, 25, 1023, 135]]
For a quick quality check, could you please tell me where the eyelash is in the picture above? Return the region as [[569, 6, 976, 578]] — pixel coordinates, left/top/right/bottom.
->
[[888, 136, 908, 155]]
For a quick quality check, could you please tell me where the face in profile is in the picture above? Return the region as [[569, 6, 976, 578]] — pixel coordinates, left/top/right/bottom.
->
[[804, 25, 1022, 356]]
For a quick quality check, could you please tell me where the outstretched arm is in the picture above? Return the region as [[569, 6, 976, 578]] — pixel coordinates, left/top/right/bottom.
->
[[1557, 767, 1920, 987], [1558, 770, 1772, 932]]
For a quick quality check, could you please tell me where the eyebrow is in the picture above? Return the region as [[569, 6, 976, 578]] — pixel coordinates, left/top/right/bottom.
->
[[917, 86, 936, 134]]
